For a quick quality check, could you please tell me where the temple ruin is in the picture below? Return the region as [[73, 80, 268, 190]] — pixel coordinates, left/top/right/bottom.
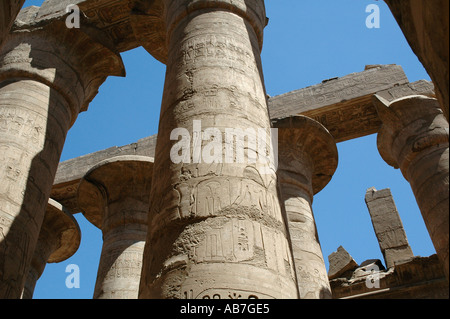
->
[[0, 0, 448, 299]]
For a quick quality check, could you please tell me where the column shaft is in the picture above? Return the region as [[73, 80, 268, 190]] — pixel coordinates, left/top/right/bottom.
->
[[375, 95, 449, 280], [94, 210, 147, 299], [0, 80, 71, 298], [21, 199, 80, 299], [139, 0, 298, 299], [274, 116, 338, 299], [279, 177, 332, 299], [78, 156, 153, 299], [0, 21, 124, 298], [407, 144, 449, 277]]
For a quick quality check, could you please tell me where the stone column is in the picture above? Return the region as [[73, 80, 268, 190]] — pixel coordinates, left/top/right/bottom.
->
[[365, 187, 414, 269], [273, 116, 338, 299], [374, 94, 449, 280], [384, 0, 449, 121], [78, 156, 153, 299], [139, 0, 298, 299], [0, 18, 125, 298], [0, 0, 25, 47], [21, 199, 81, 299]]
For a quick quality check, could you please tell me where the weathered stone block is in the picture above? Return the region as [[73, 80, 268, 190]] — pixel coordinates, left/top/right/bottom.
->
[[328, 246, 358, 280]]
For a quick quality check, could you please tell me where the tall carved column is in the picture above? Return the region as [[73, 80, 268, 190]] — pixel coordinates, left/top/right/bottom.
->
[[139, 0, 299, 299], [374, 94, 449, 280], [273, 116, 338, 299], [384, 0, 449, 121], [0, 17, 124, 298], [21, 199, 81, 299], [78, 156, 153, 299], [0, 0, 25, 47]]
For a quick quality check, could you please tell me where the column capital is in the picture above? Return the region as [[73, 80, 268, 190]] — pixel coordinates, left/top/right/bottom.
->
[[273, 115, 338, 196], [43, 198, 81, 263], [0, 16, 125, 127], [164, 0, 266, 49], [373, 95, 449, 177], [22, 198, 80, 299], [0, 0, 25, 47], [77, 155, 154, 232], [132, 0, 267, 65]]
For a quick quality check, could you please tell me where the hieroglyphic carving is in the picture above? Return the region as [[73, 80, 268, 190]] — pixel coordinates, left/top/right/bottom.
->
[[192, 218, 295, 276], [195, 289, 270, 299], [97, 249, 144, 283], [0, 106, 45, 146], [192, 176, 282, 223], [178, 34, 258, 74]]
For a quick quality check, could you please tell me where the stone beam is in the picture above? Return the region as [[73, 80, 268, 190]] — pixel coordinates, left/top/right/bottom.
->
[[17, 0, 166, 56], [51, 135, 157, 214], [268, 65, 435, 143]]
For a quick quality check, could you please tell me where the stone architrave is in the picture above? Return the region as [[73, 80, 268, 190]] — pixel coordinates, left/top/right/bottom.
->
[[0, 13, 125, 298], [374, 94, 449, 280], [365, 187, 414, 269], [273, 115, 339, 299], [139, 0, 299, 299], [77, 156, 154, 299], [21, 199, 81, 299], [0, 0, 25, 47]]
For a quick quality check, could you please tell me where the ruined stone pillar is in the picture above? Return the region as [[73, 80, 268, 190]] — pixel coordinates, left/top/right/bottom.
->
[[139, 0, 299, 299], [21, 199, 81, 299], [365, 187, 414, 269], [0, 17, 124, 298], [0, 0, 25, 47], [78, 156, 153, 299], [374, 94, 449, 280], [273, 116, 338, 299]]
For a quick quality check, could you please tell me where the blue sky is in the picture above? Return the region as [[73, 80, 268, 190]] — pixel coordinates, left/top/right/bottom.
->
[[19, 0, 436, 299]]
